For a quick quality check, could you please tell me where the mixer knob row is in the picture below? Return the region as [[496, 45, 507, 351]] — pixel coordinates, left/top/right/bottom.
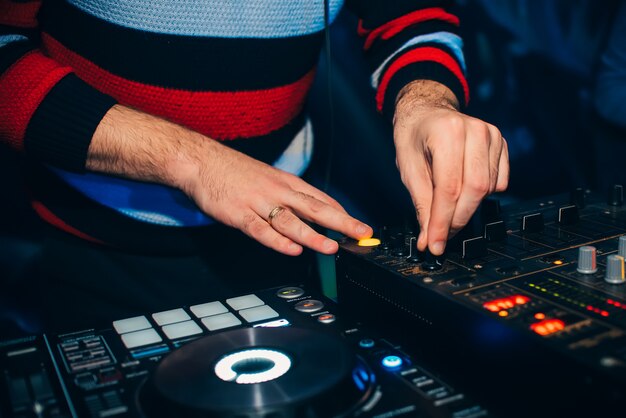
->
[[576, 237, 626, 285]]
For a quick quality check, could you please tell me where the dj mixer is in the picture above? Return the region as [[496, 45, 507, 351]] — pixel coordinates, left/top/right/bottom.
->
[[0, 285, 491, 417], [4, 187, 626, 417], [336, 187, 626, 417]]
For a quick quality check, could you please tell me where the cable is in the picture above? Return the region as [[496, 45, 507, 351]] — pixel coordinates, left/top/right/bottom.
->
[[322, 0, 335, 193]]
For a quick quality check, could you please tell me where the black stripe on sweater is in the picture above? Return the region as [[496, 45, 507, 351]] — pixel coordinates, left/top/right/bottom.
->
[[38, 0, 324, 90], [0, 39, 35, 74]]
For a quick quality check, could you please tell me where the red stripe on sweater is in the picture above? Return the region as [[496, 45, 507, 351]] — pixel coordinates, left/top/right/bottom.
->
[[376, 46, 469, 111], [357, 19, 370, 36], [41, 33, 315, 140], [0, 0, 41, 28], [363, 8, 460, 51], [31, 200, 104, 244], [0, 51, 72, 150]]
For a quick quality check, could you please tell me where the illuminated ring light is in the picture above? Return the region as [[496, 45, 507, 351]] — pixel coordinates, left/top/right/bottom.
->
[[214, 348, 292, 384]]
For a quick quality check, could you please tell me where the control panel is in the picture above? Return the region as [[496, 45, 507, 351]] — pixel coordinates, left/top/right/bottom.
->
[[1, 285, 491, 418], [337, 187, 626, 417]]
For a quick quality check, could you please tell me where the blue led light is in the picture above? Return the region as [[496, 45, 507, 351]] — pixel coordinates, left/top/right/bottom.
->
[[131, 345, 170, 359], [359, 339, 375, 349], [352, 370, 366, 392], [381, 355, 403, 369]]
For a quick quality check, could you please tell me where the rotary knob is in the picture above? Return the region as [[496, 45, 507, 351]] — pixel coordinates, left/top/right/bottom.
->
[[618, 236, 626, 259], [605, 254, 626, 285], [577, 246, 598, 274]]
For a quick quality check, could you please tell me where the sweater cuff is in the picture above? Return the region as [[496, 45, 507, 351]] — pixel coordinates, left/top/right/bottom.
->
[[380, 60, 467, 121], [24, 74, 117, 172]]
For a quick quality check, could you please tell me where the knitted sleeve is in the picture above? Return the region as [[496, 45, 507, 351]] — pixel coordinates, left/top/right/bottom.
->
[[0, 0, 116, 171], [346, 0, 468, 120]]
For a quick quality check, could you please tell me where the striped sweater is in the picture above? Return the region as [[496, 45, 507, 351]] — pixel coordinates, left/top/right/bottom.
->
[[0, 0, 468, 253]]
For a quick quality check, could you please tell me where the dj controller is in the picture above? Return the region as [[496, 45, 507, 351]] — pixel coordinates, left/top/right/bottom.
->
[[3, 187, 626, 417], [0, 286, 491, 417], [337, 186, 626, 417]]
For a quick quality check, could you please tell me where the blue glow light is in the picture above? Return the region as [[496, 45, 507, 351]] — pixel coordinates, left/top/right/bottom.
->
[[381, 355, 403, 369], [359, 339, 375, 348], [352, 370, 366, 391]]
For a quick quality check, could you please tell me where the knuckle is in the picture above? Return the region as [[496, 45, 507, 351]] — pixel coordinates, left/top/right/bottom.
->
[[450, 220, 466, 232], [432, 116, 464, 142], [496, 176, 510, 192], [440, 182, 462, 200], [487, 123, 502, 139], [293, 191, 310, 202], [471, 120, 491, 138], [274, 209, 295, 228], [297, 222, 314, 240], [413, 201, 429, 219], [343, 218, 359, 233], [443, 113, 465, 130], [327, 196, 342, 209], [275, 237, 293, 253], [242, 214, 263, 236], [468, 175, 491, 196], [294, 191, 325, 213]]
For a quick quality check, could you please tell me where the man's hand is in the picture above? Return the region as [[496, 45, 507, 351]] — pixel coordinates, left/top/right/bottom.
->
[[177, 144, 373, 256], [88, 105, 373, 256], [393, 80, 509, 256]]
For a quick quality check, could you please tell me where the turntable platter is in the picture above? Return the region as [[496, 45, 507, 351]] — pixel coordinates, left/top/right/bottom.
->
[[138, 327, 375, 418]]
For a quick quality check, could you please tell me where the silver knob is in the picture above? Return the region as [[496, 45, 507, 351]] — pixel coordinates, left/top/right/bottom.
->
[[605, 255, 626, 285], [618, 236, 626, 259], [577, 246, 598, 274]]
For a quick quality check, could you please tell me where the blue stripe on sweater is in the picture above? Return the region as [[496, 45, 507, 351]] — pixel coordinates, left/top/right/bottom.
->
[[66, 0, 343, 38], [0, 35, 29, 48], [51, 121, 313, 227]]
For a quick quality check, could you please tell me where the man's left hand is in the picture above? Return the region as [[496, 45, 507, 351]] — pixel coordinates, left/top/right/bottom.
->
[[393, 80, 509, 256]]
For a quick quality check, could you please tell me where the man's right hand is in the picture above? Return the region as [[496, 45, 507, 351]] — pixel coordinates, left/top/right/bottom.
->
[[87, 105, 372, 256]]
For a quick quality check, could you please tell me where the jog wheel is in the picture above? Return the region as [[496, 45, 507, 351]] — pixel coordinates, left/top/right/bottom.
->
[[138, 327, 375, 417]]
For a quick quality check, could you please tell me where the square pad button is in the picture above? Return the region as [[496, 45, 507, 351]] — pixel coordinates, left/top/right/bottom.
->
[[238, 305, 279, 323], [162, 320, 203, 340], [201, 313, 242, 331], [190, 301, 228, 318], [113, 316, 151, 334], [226, 294, 264, 311], [152, 308, 190, 326], [121, 328, 162, 349]]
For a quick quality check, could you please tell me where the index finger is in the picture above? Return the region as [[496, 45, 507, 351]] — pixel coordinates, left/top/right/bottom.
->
[[427, 135, 465, 255], [286, 191, 372, 240], [396, 152, 434, 252]]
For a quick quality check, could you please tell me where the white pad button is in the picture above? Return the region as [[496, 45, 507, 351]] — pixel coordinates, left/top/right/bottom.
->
[[226, 294, 264, 311], [121, 328, 162, 349], [152, 308, 190, 326], [201, 313, 242, 331], [190, 301, 228, 318], [238, 305, 279, 323], [113, 316, 151, 334], [162, 320, 203, 340]]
